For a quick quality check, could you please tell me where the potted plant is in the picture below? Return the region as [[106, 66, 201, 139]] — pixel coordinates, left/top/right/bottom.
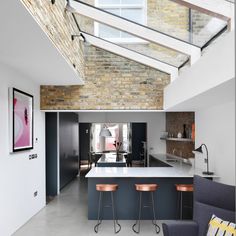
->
[[113, 140, 122, 161]]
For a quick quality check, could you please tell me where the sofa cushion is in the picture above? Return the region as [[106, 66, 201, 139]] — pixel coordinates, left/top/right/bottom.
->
[[193, 176, 235, 236], [194, 201, 235, 236], [206, 214, 236, 236]]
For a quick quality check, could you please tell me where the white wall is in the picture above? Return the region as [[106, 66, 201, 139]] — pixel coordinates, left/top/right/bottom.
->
[[164, 31, 235, 110], [0, 63, 45, 236], [195, 100, 235, 185], [0, 0, 83, 86], [78, 112, 166, 155]]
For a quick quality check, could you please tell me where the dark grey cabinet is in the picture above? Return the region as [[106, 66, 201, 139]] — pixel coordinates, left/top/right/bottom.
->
[[46, 112, 79, 196], [59, 113, 79, 190], [131, 123, 147, 161], [46, 113, 58, 197], [79, 123, 91, 161]]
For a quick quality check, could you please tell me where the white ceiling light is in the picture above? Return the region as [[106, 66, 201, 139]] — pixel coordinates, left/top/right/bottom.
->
[[99, 113, 112, 137], [99, 125, 112, 137]]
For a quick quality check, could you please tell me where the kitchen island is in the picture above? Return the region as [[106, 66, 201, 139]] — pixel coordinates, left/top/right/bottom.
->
[[86, 154, 218, 220]]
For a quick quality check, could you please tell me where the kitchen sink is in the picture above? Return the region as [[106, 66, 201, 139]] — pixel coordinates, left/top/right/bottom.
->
[[149, 155, 173, 167], [166, 159, 179, 163]]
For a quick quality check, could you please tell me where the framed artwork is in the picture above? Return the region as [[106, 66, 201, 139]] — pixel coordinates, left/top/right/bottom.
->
[[9, 88, 34, 152]]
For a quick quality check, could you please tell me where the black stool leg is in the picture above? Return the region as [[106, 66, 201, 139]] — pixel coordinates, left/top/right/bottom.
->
[[180, 192, 183, 220], [132, 192, 142, 234], [176, 191, 180, 219], [111, 192, 121, 234], [190, 192, 193, 218], [151, 192, 160, 234], [182, 192, 193, 219], [94, 192, 103, 233]]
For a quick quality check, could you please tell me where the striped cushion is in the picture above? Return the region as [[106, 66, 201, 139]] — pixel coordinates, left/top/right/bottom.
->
[[207, 214, 236, 236]]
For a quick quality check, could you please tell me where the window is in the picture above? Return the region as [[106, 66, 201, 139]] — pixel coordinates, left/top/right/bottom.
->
[[105, 124, 119, 150], [91, 123, 130, 152], [93, 124, 102, 152], [94, 0, 147, 43]]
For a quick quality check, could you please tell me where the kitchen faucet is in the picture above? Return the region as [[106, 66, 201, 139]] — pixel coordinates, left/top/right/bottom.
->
[[172, 148, 177, 155], [172, 148, 182, 157], [179, 150, 182, 157]]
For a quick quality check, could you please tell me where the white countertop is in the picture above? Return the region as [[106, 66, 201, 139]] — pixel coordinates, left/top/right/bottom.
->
[[86, 154, 219, 178]]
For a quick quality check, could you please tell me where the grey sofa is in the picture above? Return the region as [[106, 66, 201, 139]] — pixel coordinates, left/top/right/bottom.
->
[[162, 175, 235, 236]]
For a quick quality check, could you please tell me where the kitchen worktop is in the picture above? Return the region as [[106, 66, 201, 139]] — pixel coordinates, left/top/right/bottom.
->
[[86, 154, 218, 178], [86, 154, 218, 220]]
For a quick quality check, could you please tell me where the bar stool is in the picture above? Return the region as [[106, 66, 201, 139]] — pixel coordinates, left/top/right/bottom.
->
[[132, 184, 160, 234], [94, 184, 121, 234], [175, 184, 194, 219]]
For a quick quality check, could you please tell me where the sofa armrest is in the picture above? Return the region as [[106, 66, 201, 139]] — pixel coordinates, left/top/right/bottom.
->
[[162, 221, 198, 236]]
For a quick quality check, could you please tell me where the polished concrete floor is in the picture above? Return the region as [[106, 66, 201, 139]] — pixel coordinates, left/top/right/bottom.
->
[[14, 177, 164, 236]]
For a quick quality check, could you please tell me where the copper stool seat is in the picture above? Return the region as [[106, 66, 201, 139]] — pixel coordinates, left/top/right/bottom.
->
[[96, 184, 118, 192], [135, 184, 158, 192], [94, 184, 121, 234], [175, 184, 194, 192], [175, 184, 194, 219], [132, 184, 160, 234]]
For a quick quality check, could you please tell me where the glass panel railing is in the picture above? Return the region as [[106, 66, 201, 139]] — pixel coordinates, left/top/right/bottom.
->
[[75, 0, 228, 48], [74, 13, 189, 68]]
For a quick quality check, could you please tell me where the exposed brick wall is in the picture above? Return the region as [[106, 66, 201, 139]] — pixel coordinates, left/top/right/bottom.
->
[[20, 0, 173, 110], [41, 86, 81, 110], [166, 112, 195, 158], [26, 0, 217, 110], [81, 46, 170, 109], [166, 141, 194, 159], [147, 0, 189, 40], [21, 0, 84, 78], [41, 46, 170, 110]]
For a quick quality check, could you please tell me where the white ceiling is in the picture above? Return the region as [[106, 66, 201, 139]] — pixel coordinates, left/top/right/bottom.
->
[[0, 1, 84, 85], [165, 77, 235, 111]]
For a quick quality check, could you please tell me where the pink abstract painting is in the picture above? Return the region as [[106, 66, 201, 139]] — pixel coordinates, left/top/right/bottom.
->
[[13, 89, 33, 151]]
